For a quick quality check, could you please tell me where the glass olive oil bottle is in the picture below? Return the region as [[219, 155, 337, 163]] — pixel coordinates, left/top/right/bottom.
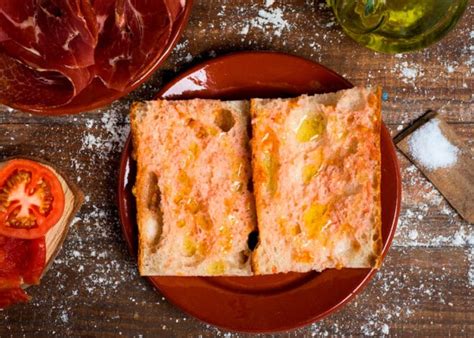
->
[[328, 0, 468, 53]]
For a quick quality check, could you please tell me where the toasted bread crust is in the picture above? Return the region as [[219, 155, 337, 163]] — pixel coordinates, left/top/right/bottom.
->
[[371, 87, 383, 268]]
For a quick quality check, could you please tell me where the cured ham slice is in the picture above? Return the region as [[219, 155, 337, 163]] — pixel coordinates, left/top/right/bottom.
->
[[0, 29, 8, 42], [0, 288, 30, 308], [0, 235, 46, 309], [164, 0, 186, 22], [0, 0, 97, 108], [0, 0, 98, 69], [0, 236, 46, 287], [0, 53, 92, 108], [0, 0, 185, 110], [93, 0, 174, 91]]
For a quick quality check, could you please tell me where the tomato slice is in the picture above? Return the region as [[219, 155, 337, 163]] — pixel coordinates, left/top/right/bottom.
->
[[0, 159, 65, 239], [0, 235, 46, 309]]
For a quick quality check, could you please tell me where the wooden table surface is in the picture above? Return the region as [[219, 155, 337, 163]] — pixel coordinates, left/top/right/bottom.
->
[[1, 1, 473, 336]]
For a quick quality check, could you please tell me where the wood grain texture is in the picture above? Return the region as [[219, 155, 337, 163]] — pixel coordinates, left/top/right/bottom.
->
[[1, 0, 473, 336]]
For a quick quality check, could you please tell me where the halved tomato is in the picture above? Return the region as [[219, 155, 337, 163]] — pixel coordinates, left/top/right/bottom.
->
[[0, 159, 65, 239]]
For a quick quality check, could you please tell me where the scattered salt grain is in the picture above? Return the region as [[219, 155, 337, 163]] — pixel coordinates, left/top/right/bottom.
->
[[240, 24, 249, 35], [401, 66, 419, 81], [392, 61, 425, 85], [469, 248, 474, 287], [184, 53, 193, 63], [408, 119, 459, 171], [60, 311, 69, 323], [408, 230, 418, 240], [248, 8, 290, 37], [265, 0, 275, 7]]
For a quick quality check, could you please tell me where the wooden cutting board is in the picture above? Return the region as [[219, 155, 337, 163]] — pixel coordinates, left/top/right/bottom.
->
[[41, 162, 84, 275], [396, 112, 474, 223]]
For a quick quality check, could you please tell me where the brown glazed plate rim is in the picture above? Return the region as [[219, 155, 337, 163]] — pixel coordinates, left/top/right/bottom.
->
[[6, 0, 193, 115], [118, 51, 402, 333]]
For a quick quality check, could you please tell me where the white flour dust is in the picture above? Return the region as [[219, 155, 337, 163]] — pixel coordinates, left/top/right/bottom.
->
[[265, 0, 275, 7], [469, 248, 474, 287], [392, 60, 425, 85], [81, 102, 129, 157], [242, 7, 291, 38]]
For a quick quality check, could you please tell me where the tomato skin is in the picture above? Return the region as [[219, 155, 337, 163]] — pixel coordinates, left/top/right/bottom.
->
[[0, 159, 65, 239]]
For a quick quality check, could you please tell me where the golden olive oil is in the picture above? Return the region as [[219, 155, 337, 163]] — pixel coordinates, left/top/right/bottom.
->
[[328, 0, 468, 53]]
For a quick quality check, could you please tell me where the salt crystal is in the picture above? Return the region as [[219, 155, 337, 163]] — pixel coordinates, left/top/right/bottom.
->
[[408, 230, 418, 240], [240, 24, 249, 35], [469, 248, 474, 287], [249, 8, 290, 37], [446, 65, 455, 73], [60, 311, 69, 323], [265, 0, 275, 7], [408, 119, 459, 171]]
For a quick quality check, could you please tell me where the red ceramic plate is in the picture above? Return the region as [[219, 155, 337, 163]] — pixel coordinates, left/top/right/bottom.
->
[[8, 1, 193, 115], [118, 51, 402, 333]]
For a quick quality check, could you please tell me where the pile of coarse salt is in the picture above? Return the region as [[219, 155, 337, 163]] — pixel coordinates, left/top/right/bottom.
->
[[407, 119, 459, 171]]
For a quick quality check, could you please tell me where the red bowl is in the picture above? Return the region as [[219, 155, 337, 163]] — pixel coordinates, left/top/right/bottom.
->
[[118, 52, 402, 333], [3, 1, 193, 115]]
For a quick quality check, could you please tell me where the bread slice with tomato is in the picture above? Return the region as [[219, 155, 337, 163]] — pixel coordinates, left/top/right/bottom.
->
[[250, 87, 382, 274], [130, 99, 256, 276]]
